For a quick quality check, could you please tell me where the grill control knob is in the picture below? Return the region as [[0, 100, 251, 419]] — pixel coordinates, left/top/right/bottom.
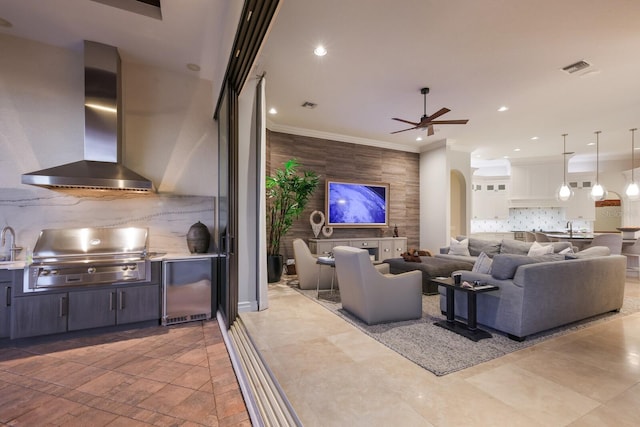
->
[[121, 265, 129, 271], [51, 270, 58, 275], [41, 270, 49, 276], [87, 267, 96, 274], [129, 264, 137, 271]]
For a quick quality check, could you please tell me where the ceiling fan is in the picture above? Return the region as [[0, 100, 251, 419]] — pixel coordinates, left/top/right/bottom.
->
[[391, 87, 468, 136]]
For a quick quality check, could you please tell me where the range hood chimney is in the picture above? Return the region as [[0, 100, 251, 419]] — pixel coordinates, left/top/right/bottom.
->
[[22, 41, 155, 192]]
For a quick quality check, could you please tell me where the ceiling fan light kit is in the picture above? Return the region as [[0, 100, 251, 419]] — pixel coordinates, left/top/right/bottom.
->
[[391, 87, 468, 136], [590, 130, 607, 202]]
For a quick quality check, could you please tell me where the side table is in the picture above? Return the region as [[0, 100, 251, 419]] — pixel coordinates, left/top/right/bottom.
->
[[316, 256, 336, 299], [431, 277, 499, 342]]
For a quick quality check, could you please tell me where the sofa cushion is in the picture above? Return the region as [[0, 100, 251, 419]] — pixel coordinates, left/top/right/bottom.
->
[[566, 246, 611, 259], [472, 252, 493, 274], [528, 241, 554, 256], [491, 253, 565, 280], [468, 238, 501, 257], [449, 238, 470, 256], [499, 239, 533, 255]]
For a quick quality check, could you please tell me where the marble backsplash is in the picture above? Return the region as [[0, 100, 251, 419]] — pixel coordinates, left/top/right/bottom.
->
[[0, 188, 215, 259], [471, 207, 592, 233]]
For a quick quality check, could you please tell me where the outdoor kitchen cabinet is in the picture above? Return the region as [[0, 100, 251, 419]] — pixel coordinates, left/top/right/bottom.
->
[[11, 262, 162, 339], [11, 292, 68, 339], [0, 271, 13, 338], [67, 284, 160, 331]]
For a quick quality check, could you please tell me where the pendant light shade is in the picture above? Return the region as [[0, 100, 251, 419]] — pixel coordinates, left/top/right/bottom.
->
[[556, 133, 573, 202], [625, 128, 639, 201], [590, 131, 607, 201]]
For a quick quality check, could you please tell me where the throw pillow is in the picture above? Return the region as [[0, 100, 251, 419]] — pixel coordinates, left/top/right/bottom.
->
[[472, 252, 493, 274], [528, 241, 554, 256], [449, 238, 471, 256], [559, 246, 574, 255]]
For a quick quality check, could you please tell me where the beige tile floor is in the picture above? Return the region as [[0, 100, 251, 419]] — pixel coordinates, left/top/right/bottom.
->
[[0, 321, 249, 426], [241, 277, 640, 427]]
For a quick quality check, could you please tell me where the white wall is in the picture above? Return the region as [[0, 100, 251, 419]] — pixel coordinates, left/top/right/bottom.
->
[[420, 141, 449, 252]]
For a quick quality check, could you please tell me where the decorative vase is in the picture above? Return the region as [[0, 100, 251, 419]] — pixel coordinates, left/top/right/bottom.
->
[[267, 254, 284, 283], [187, 221, 210, 253]]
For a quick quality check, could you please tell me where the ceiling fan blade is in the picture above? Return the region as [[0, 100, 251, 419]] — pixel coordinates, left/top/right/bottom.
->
[[426, 107, 451, 121], [429, 119, 469, 125], [392, 117, 420, 126], [390, 126, 418, 134], [427, 125, 434, 136]]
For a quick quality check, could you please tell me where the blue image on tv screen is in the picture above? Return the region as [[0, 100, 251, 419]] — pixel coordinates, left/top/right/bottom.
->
[[328, 183, 387, 224]]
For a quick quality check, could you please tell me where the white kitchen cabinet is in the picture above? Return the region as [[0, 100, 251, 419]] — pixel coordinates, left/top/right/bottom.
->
[[472, 180, 509, 219], [565, 188, 596, 220]]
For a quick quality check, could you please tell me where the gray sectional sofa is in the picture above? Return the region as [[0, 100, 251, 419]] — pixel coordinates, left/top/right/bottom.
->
[[437, 237, 627, 340]]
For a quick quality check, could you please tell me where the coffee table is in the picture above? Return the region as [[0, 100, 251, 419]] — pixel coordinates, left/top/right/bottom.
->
[[431, 277, 499, 342]]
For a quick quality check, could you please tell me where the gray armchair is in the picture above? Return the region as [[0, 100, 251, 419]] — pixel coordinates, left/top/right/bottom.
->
[[292, 238, 335, 290], [583, 233, 623, 255], [333, 246, 422, 325]]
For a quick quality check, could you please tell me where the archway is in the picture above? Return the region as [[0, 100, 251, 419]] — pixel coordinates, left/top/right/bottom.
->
[[450, 170, 467, 238]]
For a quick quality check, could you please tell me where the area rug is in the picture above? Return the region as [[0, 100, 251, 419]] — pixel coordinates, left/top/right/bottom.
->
[[291, 284, 640, 376]]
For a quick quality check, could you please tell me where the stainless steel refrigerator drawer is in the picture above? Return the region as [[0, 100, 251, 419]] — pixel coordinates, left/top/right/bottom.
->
[[162, 258, 212, 326]]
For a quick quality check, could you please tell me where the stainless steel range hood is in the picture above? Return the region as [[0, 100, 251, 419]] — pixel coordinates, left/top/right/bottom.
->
[[22, 41, 155, 192]]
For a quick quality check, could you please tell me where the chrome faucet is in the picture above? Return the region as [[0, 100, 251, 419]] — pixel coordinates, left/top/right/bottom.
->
[[1, 226, 22, 261], [566, 221, 573, 238]]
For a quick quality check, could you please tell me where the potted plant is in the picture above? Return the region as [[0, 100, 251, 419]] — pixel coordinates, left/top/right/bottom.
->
[[266, 158, 319, 282]]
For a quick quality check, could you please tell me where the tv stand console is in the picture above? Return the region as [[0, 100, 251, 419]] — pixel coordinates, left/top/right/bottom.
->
[[308, 237, 407, 262]]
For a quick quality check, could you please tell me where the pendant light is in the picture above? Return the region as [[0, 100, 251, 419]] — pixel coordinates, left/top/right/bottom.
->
[[557, 133, 573, 201], [625, 128, 639, 200], [590, 130, 607, 201]]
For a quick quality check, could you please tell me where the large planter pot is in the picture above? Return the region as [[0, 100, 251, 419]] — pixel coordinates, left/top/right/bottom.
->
[[267, 254, 284, 283]]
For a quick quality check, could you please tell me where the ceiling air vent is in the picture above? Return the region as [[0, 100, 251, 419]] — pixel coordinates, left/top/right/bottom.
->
[[91, 0, 162, 20], [562, 60, 591, 74], [301, 101, 317, 109]]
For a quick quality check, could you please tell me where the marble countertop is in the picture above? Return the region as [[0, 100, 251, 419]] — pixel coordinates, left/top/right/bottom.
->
[[0, 252, 220, 270]]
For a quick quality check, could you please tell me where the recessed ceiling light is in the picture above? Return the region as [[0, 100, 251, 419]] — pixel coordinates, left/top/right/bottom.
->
[[514, 148, 521, 152], [531, 136, 539, 140], [498, 106, 509, 112], [416, 136, 422, 141], [587, 142, 595, 146], [186, 63, 200, 71], [313, 45, 327, 56], [0, 17, 12, 28], [268, 108, 277, 115], [503, 155, 510, 159]]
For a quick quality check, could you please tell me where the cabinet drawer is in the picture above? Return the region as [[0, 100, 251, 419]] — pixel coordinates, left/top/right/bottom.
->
[[349, 240, 379, 248]]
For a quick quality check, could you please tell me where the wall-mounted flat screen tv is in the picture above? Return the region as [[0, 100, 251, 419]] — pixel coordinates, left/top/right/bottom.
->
[[325, 180, 389, 227]]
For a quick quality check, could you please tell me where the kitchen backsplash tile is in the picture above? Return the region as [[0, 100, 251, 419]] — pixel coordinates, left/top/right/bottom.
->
[[471, 207, 592, 233], [0, 188, 215, 257]]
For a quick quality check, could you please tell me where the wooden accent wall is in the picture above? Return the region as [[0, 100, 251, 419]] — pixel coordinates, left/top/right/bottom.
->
[[267, 130, 420, 260]]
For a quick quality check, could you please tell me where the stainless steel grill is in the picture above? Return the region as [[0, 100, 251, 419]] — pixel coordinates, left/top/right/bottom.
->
[[26, 227, 151, 291]]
